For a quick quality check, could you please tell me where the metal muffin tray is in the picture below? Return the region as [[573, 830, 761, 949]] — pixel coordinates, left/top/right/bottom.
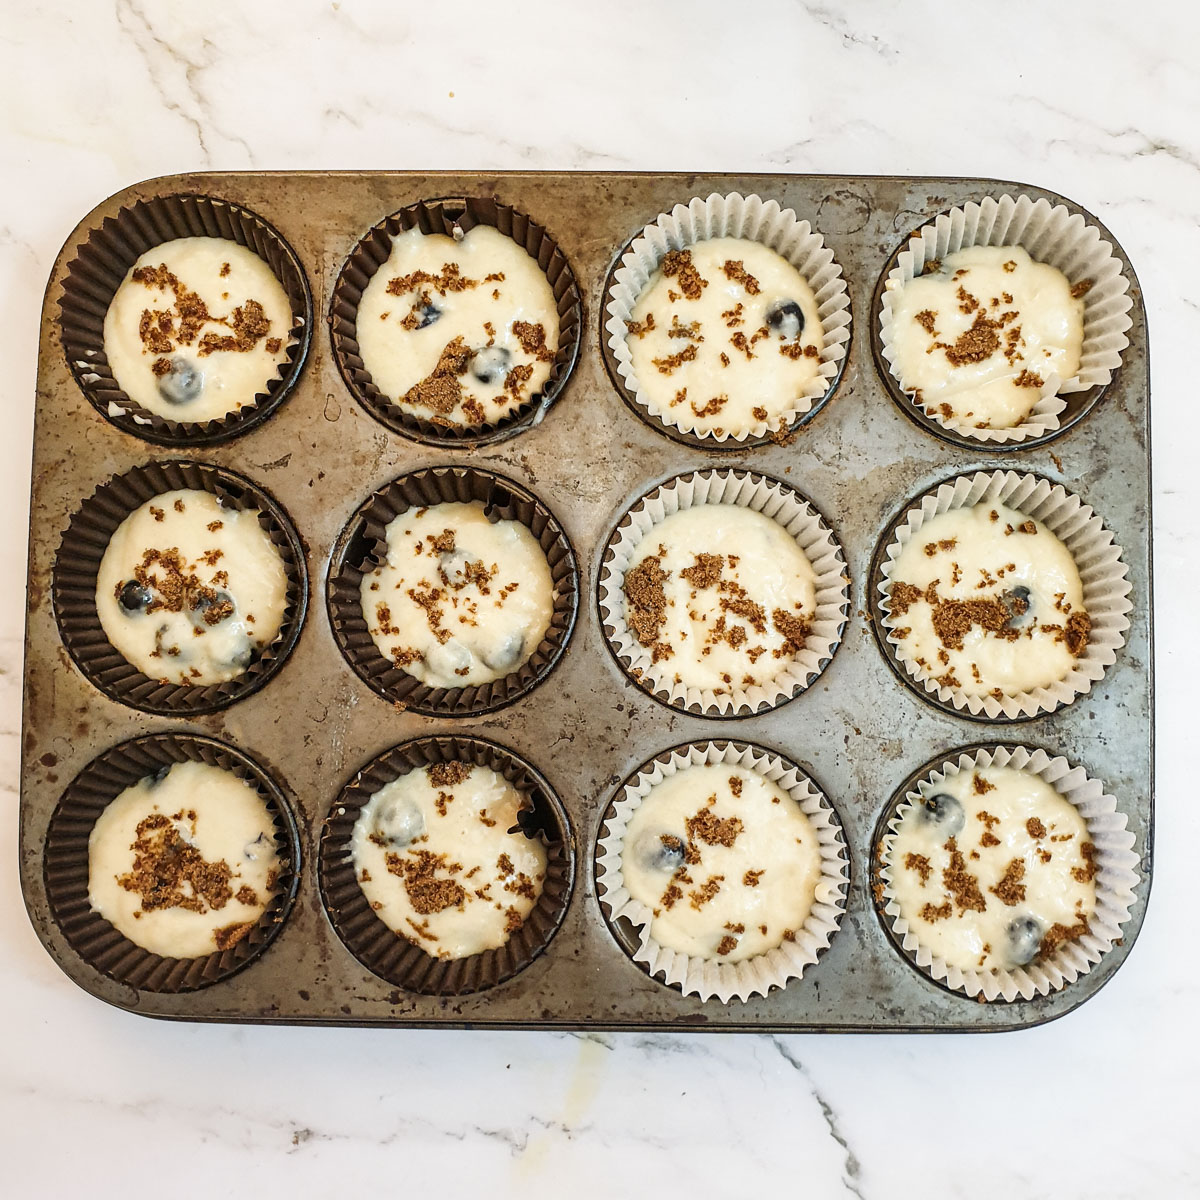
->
[[20, 172, 1153, 1031]]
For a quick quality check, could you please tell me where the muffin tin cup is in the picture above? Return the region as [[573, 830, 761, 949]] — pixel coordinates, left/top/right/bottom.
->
[[329, 196, 583, 447], [59, 193, 313, 447], [318, 736, 575, 996], [598, 468, 850, 717], [871, 743, 1140, 1003], [327, 466, 579, 717], [52, 460, 308, 716], [875, 193, 1133, 447], [43, 733, 301, 994], [870, 469, 1132, 721], [594, 740, 848, 1004], [602, 191, 852, 447]]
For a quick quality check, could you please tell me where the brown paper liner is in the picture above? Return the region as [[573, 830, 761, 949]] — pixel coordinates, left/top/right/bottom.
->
[[327, 466, 578, 715], [59, 193, 312, 446], [43, 733, 301, 993], [52, 460, 308, 715], [319, 736, 574, 995], [329, 196, 582, 446]]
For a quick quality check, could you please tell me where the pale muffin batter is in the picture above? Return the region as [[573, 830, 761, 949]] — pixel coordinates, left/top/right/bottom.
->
[[96, 489, 289, 687], [887, 245, 1086, 430], [357, 225, 559, 429], [88, 760, 281, 959], [886, 765, 1097, 972], [885, 502, 1089, 698], [625, 238, 824, 437], [351, 762, 548, 960], [361, 500, 554, 689], [103, 238, 293, 422], [621, 763, 822, 963], [622, 505, 817, 697]]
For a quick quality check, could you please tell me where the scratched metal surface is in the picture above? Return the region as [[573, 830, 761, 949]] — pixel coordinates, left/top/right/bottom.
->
[[19, 172, 1152, 1030]]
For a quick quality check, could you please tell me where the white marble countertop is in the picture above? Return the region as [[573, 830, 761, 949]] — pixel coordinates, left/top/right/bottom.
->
[[1, 2, 1195, 1195]]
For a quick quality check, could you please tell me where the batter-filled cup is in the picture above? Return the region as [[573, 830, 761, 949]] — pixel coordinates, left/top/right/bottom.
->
[[330, 197, 582, 446], [598, 468, 849, 717], [327, 466, 578, 716], [876, 193, 1132, 445], [604, 192, 851, 446], [52, 460, 307, 715], [43, 733, 300, 994], [871, 470, 1131, 720], [319, 736, 574, 995], [872, 743, 1140, 1002], [595, 740, 848, 1003], [59, 193, 312, 446]]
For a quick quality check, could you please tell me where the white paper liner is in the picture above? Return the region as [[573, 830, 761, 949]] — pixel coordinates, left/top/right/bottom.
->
[[877, 744, 1140, 1002], [604, 192, 852, 442], [878, 193, 1133, 444], [599, 469, 850, 716], [876, 470, 1131, 719], [596, 741, 849, 1003]]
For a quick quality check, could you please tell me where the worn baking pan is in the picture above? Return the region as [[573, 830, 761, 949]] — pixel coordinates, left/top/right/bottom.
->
[[20, 172, 1152, 1030]]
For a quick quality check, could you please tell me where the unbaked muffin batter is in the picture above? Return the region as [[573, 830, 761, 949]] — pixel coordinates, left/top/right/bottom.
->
[[622, 505, 817, 697], [88, 760, 280, 958], [885, 502, 1089, 698], [887, 245, 1087, 430], [887, 765, 1097, 972], [351, 761, 548, 960], [357, 225, 559, 429], [625, 238, 824, 437], [620, 762, 822, 963], [361, 500, 553, 689], [96, 489, 288, 687], [103, 238, 292, 422]]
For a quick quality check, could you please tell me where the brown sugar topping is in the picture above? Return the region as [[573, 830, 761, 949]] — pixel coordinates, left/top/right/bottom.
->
[[660, 249, 708, 301], [427, 761, 472, 789], [512, 320, 556, 363], [680, 553, 724, 589], [721, 260, 761, 295], [887, 581, 923, 617], [688, 875, 724, 910], [651, 342, 699, 375], [1065, 611, 1091, 657], [387, 263, 478, 298], [1072, 840, 1098, 883], [771, 608, 811, 657], [728, 775, 743, 798], [904, 852, 932, 884], [743, 869, 763, 887], [939, 310, 1001, 366], [942, 837, 987, 913], [973, 774, 996, 795], [385, 849, 467, 915], [686, 805, 744, 848], [914, 309, 938, 335], [920, 901, 953, 923], [625, 312, 656, 338], [989, 858, 1027, 906], [116, 812, 235, 915], [624, 553, 670, 654], [402, 336, 471, 416], [214, 921, 256, 951], [716, 934, 738, 956], [1040, 916, 1090, 958], [1027, 817, 1047, 839]]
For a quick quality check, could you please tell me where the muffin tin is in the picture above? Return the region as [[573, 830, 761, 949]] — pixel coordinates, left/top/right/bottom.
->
[[19, 172, 1153, 1031]]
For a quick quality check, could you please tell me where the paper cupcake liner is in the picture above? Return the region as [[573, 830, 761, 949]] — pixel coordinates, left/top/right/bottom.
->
[[59, 193, 312, 447], [598, 469, 850, 717], [603, 192, 851, 446], [327, 466, 578, 716], [52, 460, 308, 716], [594, 740, 848, 1004], [872, 743, 1140, 1002], [875, 193, 1133, 446], [871, 470, 1131, 721], [43, 733, 301, 994], [329, 196, 582, 447], [319, 736, 575, 995]]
